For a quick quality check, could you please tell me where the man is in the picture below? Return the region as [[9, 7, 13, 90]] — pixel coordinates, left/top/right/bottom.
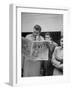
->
[[41, 33, 58, 76], [45, 32, 58, 47], [45, 32, 58, 58], [23, 25, 44, 77], [26, 24, 44, 41]]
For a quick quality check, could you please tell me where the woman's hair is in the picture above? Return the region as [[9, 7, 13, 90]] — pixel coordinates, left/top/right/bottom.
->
[[34, 25, 41, 33]]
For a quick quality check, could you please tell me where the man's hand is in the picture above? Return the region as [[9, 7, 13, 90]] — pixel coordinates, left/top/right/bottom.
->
[[58, 64, 63, 70]]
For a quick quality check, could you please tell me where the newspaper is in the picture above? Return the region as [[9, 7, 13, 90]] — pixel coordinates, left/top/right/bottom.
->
[[22, 38, 49, 61]]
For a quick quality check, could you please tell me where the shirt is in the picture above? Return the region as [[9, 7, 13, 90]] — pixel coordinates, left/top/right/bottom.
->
[[25, 34, 44, 41]]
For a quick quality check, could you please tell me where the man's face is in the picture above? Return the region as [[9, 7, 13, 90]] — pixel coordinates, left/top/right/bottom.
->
[[45, 35, 51, 41], [33, 28, 40, 36], [60, 38, 63, 47]]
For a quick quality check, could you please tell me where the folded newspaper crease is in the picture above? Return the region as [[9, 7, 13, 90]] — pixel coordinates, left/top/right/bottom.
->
[[22, 38, 50, 61]]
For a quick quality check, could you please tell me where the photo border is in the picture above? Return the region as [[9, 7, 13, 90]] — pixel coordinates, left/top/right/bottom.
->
[[9, 4, 70, 86]]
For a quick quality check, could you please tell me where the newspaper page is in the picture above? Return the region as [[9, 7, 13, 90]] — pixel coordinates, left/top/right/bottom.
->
[[22, 38, 49, 61]]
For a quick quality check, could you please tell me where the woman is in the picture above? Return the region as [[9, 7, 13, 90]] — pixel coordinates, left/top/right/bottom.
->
[[52, 37, 63, 75]]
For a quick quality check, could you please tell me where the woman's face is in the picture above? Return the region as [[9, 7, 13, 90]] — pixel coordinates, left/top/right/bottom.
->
[[60, 38, 63, 47]]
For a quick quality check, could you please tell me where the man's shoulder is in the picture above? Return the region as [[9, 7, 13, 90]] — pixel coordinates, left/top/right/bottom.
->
[[25, 34, 33, 41], [55, 46, 61, 51], [40, 36, 44, 40], [52, 41, 58, 46], [25, 34, 32, 38]]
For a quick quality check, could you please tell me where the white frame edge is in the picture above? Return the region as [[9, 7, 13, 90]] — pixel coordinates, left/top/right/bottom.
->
[[9, 4, 70, 86], [9, 4, 17, 86]]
